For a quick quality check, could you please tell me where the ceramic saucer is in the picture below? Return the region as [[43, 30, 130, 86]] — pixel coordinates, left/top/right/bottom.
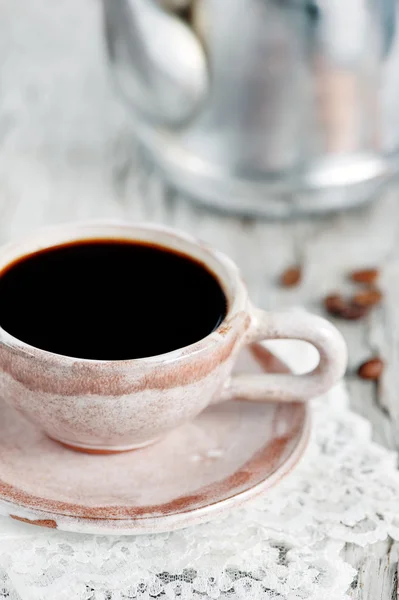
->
[[0, 343, 310, 535]]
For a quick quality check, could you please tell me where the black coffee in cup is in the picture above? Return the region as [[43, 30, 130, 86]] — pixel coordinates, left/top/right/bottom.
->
[[0, 240, 227, 360]]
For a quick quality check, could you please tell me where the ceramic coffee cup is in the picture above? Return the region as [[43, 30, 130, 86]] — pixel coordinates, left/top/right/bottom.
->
[[0, 222, 347, 453]]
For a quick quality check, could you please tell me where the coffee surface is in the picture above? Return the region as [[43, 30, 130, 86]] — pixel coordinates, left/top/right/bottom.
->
[[0, 240, 227, 360]]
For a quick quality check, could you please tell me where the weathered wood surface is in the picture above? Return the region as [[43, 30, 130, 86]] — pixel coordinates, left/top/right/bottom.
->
[[2, 0, 399, 596]]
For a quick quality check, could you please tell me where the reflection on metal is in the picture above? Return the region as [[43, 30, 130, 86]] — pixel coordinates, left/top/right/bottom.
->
[[103, 0, 398, 217]]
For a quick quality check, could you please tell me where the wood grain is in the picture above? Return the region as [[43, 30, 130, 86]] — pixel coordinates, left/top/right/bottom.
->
[[1, 0, 399, 597]]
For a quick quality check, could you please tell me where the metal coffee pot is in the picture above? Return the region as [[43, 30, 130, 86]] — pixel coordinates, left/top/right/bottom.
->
[[103, 0, 399, 217]]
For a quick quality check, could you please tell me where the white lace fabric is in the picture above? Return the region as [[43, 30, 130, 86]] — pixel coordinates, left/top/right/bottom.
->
[[0, 340, 398, 600]]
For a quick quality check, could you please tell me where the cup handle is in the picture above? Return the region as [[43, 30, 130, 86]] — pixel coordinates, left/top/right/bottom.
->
[[220, 308, 347, 403]]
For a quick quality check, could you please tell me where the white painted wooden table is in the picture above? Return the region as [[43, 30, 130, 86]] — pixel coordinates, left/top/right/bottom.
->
[[1, 0, 399, 597]]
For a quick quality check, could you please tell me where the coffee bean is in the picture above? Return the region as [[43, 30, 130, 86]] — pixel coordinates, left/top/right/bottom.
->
[[324, 294, 369, 320], [358, 357, 384, 380], [337, 304, 369, 320], [353, 288, 383, 308], [324, 294, 346, 314], [279, 266, 302, 288], [350, 268, 379, 284]]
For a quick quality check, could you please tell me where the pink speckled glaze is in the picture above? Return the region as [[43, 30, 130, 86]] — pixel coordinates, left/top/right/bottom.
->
[[0, 221, 347, 453]]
